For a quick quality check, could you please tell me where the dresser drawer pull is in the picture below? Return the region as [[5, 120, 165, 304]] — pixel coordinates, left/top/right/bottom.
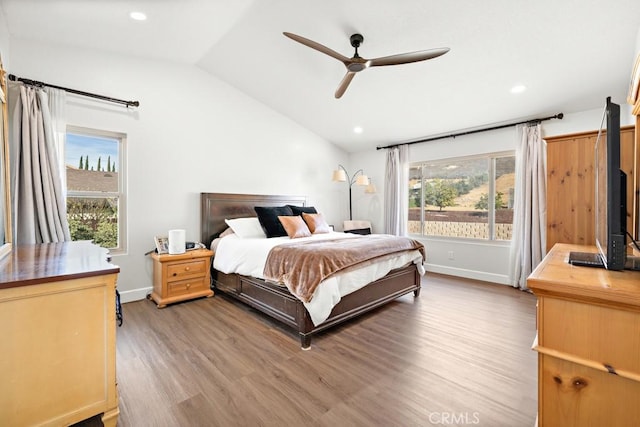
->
[[604, 364, 618, 375], [186, 283, 191, 289], [184, 266, 190, 271]]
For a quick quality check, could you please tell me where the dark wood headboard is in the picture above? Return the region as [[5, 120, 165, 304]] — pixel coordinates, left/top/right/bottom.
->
[[200, 193, 307, 246]]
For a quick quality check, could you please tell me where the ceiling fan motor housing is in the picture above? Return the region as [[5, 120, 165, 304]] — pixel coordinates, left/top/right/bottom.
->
[[350, 33, 364, 48], [347, 33, 367, 71]]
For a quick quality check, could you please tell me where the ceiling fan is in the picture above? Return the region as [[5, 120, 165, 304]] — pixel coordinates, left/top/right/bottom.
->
[[283, 32, 449, 99]]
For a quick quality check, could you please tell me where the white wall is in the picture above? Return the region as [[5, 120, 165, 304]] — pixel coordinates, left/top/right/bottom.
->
[[9, 38, 349, 302], [351, 108, 635, 285]]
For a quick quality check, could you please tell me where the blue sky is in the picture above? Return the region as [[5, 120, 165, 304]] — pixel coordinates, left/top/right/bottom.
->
[[66, 133, 119, 171]]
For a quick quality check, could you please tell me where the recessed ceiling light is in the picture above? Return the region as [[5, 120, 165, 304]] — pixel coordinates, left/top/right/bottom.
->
[[130, 11, 147, 21], [510, 84, 527, 94], [353, 126, 363, 134]]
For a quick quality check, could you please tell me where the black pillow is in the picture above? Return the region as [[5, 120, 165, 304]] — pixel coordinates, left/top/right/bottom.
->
[[288, 205, 317, 216], [254, 205, 294, 238], [344, 227, 371, 235]]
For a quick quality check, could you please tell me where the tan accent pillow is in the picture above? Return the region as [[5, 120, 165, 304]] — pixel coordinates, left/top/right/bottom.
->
[[302, 212, 331, 234], [278, 215, 311, 238]]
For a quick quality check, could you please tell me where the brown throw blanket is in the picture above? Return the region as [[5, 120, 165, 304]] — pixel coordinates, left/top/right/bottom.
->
[[263, 235, 425, 303]]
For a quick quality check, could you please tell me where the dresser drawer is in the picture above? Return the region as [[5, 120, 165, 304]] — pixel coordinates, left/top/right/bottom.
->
[[166, 259, 208, 281], [539, 297, 640, 375], [539, 353, 640, 426], [167, 277, 208, 297]]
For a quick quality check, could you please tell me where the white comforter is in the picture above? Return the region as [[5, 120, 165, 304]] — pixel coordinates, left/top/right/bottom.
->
[[213, 232, 425, 326]]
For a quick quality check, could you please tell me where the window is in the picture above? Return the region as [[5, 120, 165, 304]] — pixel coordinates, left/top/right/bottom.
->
[[65, 126, 127, 253], [409, 152, 515, 241]]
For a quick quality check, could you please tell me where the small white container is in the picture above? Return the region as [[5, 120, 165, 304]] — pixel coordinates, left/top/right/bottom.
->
[[168, 229, 186, 254]]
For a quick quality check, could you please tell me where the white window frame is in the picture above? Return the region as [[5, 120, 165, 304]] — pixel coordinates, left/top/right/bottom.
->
[[66, 125, 127, 255], [409, 150, 515, 242]]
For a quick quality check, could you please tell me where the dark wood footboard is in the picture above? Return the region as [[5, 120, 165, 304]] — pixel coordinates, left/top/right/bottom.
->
[[212, 263, 421, 349]]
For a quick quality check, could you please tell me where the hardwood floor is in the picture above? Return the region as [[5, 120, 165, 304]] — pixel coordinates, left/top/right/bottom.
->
[[79, 273, 538, 426]]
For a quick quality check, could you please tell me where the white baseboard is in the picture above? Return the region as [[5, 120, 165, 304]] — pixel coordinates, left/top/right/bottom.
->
[[118, 286, 153, 304], [425, 263, 511, 285]]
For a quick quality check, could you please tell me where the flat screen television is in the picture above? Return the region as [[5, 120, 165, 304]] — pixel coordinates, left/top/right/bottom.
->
[[594, 97, 626, 270], [569, 96, 629, 270]]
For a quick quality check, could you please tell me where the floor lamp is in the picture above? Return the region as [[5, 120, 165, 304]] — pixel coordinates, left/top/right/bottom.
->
[[332, 164, 373, 220]]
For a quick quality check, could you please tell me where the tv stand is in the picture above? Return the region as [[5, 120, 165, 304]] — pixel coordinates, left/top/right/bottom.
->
[[528, 243, 640, 426], [626, 255, 640, 271]]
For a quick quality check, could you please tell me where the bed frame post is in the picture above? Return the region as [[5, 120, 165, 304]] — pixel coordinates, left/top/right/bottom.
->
[[413, 267, 422, 296], [297, 304, 314, 349], [300, 334, 311, 350]]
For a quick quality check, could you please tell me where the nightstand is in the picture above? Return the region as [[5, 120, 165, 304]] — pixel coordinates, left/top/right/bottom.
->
[[149, 248, 214, 308]]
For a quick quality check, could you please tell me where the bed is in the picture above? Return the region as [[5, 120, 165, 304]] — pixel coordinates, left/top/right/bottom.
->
[[200, 192, 424, 349]]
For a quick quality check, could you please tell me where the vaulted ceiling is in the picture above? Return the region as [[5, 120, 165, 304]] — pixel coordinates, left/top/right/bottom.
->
[[2, 0, 639, 152]]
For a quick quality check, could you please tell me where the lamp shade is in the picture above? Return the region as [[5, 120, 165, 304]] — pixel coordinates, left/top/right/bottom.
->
[[355, 175, 369, 186], [332, 169, 347, 182], [365, 183, 377, 194]]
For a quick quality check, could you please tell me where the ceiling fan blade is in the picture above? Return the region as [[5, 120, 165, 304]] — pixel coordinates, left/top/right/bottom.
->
[[369, 47, 450, 67], [335, 72, 356, 99], [283, 32, 350, 64]]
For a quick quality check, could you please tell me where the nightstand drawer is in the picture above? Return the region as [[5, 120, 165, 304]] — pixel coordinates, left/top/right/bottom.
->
[[166, 259, 208, 280], [167, 277, 208, 297]]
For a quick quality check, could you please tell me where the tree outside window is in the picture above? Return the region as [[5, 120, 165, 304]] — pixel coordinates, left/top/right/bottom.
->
[[65, 127, 127, 253], [409, 153, 515, 240]]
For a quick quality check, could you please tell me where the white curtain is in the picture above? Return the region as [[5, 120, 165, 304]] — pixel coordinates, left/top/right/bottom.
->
[[0, 83, 6, 246], [384, 144, 409, 236], [510, 123, 546, 290], [46, 88, 68, 192], [10, 84, 71, 244]]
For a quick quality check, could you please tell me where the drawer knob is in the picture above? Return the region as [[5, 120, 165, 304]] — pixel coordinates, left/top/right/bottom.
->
[[186, 283, 191, 289], [184, 267, 191, 271]]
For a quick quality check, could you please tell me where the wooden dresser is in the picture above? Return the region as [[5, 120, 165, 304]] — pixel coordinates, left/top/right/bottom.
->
[[0, 241, 120, 426], [528, 243, 640, 426], [150, 248, 214, 308]]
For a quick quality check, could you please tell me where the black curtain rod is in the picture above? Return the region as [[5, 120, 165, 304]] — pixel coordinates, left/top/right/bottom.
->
[[8, 74, 139, 108], [376, 113, 564, 150]]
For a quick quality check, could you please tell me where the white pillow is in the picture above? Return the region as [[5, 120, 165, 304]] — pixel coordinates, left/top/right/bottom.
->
[[224, 217, 266, 238]]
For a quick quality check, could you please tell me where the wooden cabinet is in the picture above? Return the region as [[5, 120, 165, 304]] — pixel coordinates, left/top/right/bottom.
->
[[545, 126, 637, 251], [150, 248, 214, 308], [0, 242, 120, 426], [634, 101, 640, 243], [528, 243, 640, 426]]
